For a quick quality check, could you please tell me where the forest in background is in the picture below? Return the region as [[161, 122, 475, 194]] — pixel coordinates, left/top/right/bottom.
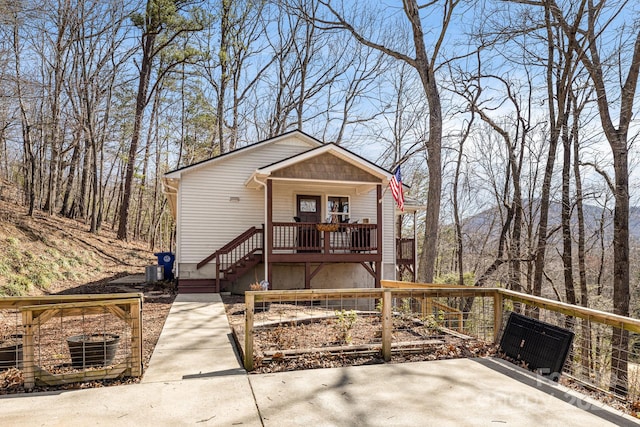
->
[[1, 0, 640, 362]]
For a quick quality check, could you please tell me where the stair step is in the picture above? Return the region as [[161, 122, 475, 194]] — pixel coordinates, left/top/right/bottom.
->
[[218, 254, 263, 286], [178, 279, 217, 294]]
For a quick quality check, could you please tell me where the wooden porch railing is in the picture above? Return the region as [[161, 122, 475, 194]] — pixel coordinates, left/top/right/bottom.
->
[[396, 238, 416, 281], [396, 238, 415, 264], [272, 222, 378, 254], [197, 227, 263, 269], [196, 226, 264, 290]]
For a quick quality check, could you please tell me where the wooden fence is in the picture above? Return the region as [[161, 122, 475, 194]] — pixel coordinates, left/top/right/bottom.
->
[[243, 281, 640, 399], [0, 293, 143, 389]]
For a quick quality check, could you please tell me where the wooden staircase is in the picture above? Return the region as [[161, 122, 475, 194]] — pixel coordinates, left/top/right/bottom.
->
[[179, 226, 264, 293], [220, 252, 263, 285]]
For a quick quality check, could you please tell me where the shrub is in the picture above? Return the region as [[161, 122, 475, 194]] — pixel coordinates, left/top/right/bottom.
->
[[1, 275, 32, 296], [434, 272, 475, 286], [335, 309, 358, 344]]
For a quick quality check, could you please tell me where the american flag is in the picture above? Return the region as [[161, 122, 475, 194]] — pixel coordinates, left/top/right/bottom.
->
[[390, 167, 404, 211]]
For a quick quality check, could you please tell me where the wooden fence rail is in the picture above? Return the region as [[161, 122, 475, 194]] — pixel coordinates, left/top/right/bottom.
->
[[382, 280, 640, 334], [243, 282, 640, 378], [243, 287, 497, 370]]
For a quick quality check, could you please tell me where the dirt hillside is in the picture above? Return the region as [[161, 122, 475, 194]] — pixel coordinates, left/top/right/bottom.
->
[[0, 196, 176, 393], [0, 198, 157, 296]]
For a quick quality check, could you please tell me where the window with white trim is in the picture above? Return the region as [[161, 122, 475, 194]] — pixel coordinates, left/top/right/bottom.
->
[[327, 196, 349, 223]]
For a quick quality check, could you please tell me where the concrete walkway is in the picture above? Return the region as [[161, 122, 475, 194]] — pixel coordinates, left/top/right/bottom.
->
[[142, 293, 246, 382], [0, 294, 638, 426]]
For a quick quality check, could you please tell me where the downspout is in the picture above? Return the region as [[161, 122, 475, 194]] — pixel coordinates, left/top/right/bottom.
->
[[162, 180, 178, 193], [253, 175, 268, 281], [162, 178, 180, 277], [378, 183, 384, 286]]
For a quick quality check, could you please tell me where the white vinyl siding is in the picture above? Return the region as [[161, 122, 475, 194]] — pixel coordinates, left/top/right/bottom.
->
[[178, 141, 313, 263], [353, 189, 395, 264]]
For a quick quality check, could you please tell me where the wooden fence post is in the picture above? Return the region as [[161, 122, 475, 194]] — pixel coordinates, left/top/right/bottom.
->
[[244, 292, 255, 371], [493, 291, 503, 344], [22, 309, 34, 390], [382, 289, 392, 362], [130, 299, 143, 377]]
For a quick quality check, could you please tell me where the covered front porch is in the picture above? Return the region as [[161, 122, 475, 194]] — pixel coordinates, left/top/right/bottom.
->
[[263, 179, 384, 288], [192, 180, 420, 292]]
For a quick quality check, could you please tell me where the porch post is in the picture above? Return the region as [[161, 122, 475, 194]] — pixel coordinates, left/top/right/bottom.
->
[[376, 184, 383, 288], [413, 210, 418, 282], [266, 179, 273, 288], [396, 211, 402, 281]]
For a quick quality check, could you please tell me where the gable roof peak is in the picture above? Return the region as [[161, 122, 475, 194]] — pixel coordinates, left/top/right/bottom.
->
[[164, 129, 323, 178]]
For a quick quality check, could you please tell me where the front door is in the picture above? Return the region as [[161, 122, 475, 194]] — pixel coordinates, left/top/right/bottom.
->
[[296, 195, 321, 223], [296, 195, 321, 252]]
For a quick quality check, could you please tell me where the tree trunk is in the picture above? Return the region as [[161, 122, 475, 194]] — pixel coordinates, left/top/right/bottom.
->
[[135, 86, 160, 239], [117, 31, 155, 240], [217, 0, 231, 154], [413, 51, 442, 283], [453, 118, 474, 286], [44, 4, 69, 217], [610, 144, 630, 395], [561, 120, 575, 306], [90, 133, 100, 232], [12, 18, 36, 216], [76, 136, 91, 220], [60, 136, 80, 217], [509, 129, 525, 293], [417, 77, 442, 283], [571, 92, 591, 377]]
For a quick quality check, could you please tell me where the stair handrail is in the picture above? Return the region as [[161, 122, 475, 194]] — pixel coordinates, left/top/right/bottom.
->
[[196, 226, 262, 270]]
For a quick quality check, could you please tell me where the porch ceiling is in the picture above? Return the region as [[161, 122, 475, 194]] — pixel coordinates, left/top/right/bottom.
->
[[246, 176, 379, 194]]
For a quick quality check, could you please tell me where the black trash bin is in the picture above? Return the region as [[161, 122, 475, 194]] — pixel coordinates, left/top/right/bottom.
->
[[154, 252, 175, 280]]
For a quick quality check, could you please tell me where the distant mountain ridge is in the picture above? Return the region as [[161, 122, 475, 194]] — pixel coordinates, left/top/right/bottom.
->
[[462, 201, 640, 242]]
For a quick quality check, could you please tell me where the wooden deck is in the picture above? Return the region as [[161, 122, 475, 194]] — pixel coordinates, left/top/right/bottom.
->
[[269, 222, 379, 262]]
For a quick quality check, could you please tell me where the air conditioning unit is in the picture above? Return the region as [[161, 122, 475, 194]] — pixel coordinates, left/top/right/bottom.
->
[[145, 265, 164, 283]]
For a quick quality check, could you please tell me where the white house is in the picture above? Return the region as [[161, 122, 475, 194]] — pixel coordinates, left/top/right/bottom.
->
[[163, 130, 417, 293]]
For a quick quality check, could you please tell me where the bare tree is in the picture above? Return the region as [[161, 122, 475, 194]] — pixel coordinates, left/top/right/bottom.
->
[[68, 0, 132, 232], [314, 0, 462, 282], [117, 0, 205, 240], [198, 0, 271, 154], [257, 1, 356, 140], [544, 0, 640, 397], [457, 64, 538, 294], [9, 4, 37, 216], [452, 116, 475, 286], [41, 0, 74, 216], [570, 86, 594, 376]]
